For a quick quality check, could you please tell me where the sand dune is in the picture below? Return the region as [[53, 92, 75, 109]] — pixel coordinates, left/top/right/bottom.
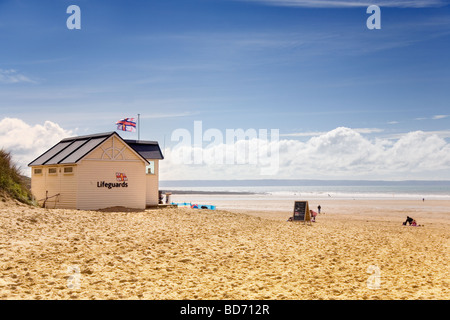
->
[[0, 197, 448, 300]]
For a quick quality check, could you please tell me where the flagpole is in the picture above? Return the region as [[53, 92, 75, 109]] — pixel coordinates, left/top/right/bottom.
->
[[138, 113, 140, 141]]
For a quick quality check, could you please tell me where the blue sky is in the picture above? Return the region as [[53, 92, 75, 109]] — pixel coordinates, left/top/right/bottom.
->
[[1, 0, 450, 179]]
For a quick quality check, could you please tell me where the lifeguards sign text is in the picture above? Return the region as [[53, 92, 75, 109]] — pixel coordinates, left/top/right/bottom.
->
[[97, 172, 129, 189]]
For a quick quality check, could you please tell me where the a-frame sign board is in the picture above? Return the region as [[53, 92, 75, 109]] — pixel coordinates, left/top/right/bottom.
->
[[293, 201, 312, 225]]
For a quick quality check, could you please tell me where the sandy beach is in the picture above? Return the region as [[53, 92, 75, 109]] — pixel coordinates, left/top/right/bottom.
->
[[0, 195, 448, 300]]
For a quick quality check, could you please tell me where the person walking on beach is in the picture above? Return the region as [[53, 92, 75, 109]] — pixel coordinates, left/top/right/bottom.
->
[[318, 205, 321, 214]]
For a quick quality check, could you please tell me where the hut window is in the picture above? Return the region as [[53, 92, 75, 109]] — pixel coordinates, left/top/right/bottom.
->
[[48, 168, 58, 175], [63, 167, 74, 174], [146, 161, 155, 175], [34, 168, 42, 175]]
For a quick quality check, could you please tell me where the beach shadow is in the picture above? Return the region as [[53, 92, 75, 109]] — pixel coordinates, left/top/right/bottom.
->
[[96, 206, 146, 213]]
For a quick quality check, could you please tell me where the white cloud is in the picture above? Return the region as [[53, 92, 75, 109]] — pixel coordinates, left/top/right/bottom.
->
[[141, 111, 198, 119], [385, 130, 450, 140], [2, 118, 449, 180], [415, 115, 449, 121], [160, 127, 450, 180], [280, 131, 327, 137], [353, 128, 384, 134], [0, 69, 36, 84], [240, 0, 446, 8], [281, 127, 383, 137], [0, 118, 73, 174]]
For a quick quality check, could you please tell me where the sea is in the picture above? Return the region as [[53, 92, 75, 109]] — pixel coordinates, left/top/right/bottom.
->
[[160, 181, 450, 200]]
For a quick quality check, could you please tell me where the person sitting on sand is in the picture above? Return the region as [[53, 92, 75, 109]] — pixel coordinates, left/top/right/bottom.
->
[[403, 216, 414, 226], [411, 219, 417, 226], [310, 210, 317, 222]]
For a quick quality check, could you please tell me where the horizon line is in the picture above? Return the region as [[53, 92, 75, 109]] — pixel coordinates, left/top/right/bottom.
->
[[160, 179, 450, 185]]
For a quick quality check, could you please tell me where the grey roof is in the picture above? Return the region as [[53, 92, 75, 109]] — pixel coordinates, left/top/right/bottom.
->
[[29, 132, 163, 166], [124, 140, 164, 160]]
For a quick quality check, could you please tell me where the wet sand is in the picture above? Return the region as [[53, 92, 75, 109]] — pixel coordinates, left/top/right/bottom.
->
[[0, 196, 448, 300]]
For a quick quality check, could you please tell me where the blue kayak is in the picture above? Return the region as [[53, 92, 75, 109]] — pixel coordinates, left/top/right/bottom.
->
[[171, 202, 216, 210], [190, 204, 216, 210]]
